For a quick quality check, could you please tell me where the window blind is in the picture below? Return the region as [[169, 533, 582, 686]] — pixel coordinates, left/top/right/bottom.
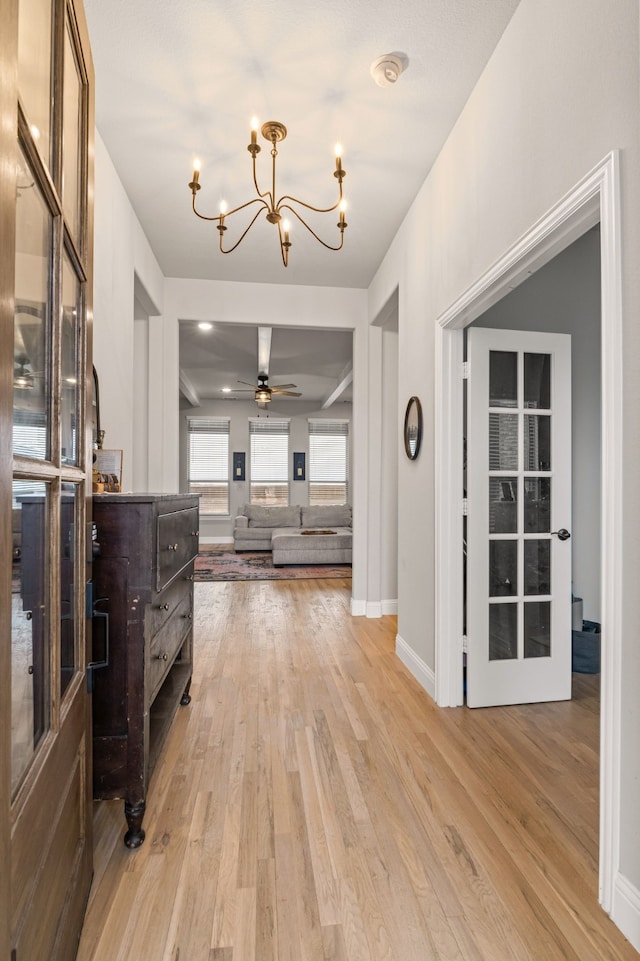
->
[[187, 417, 230, 514], [249, 418, 290, 505], [308, 419, 349, 506]]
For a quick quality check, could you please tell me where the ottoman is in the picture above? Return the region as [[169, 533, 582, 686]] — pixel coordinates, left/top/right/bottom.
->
[[271, 527, 352, 566]]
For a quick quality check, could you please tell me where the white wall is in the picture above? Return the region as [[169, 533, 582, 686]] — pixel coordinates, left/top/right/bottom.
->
[[92, 132, 164, 492], [179, 397, 352, 542], [367, 0, 640, 939], [473, 228, 601, 622]]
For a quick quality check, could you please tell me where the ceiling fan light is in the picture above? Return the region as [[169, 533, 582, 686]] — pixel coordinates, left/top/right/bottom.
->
[[256, 388, 271, 403]]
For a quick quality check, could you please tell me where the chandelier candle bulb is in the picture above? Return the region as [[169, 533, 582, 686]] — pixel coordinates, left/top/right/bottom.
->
[[189, 159, 201, 194]]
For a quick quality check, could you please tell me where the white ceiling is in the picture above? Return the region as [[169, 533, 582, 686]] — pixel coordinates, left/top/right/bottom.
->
[[86, 0, 520, 404]]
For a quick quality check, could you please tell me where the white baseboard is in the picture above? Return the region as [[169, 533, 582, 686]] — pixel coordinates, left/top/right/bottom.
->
[[395, 633, 436, 701], [366, 601, 382, 618], [382, 599, 398, 615], [612, 873, 640, 953], [351, 598, 367, 616], [199, 536, 233, 545]]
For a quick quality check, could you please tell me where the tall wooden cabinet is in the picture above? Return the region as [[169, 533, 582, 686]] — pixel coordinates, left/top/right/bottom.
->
[[91, 493, 199, 847]]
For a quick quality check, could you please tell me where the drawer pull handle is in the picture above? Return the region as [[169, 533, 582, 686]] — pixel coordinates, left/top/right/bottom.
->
[[156, 652, 168, 661], [183, 612, 193, 620], [191, 530, 199, 536], [167, 543, 179, 552], [159, 603, 169, 611], [184, 574, 194, 582]]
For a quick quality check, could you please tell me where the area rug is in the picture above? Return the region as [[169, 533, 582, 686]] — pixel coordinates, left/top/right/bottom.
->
[[194, 549, 351, 582]]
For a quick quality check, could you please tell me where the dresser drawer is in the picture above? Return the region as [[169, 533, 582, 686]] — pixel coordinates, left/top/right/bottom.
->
[[147, 563, 194, 638], [156, 507, 199, 591], [148, 591, 193, 700]]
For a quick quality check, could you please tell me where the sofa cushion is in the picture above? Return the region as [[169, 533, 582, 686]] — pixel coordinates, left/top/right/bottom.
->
[[301, 504, 352, 528], [244, 504, 301, 528]]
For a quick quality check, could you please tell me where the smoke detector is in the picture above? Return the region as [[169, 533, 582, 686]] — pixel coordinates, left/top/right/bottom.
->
[[370, 52, 409, 88]]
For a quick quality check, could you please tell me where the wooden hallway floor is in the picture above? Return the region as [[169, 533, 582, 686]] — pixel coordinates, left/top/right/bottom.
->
[[76, 579, 639, 961]]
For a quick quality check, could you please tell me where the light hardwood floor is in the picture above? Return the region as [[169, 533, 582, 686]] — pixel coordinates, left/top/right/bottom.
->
[[76, 578, 639, 961]]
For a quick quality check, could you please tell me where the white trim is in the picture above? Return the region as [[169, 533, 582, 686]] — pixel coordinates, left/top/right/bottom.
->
[[612, 874, 640, 953], [381, 599, 398, 616], [199, 536, 234, 545], [366, 601, 382, 618], [434, 151, 622, 916], [350, 598, 366, 616], [396, 634, 436, 700]]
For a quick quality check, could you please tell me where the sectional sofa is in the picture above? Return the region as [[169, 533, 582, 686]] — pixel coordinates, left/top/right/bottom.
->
[[233, 503, 352, 566]]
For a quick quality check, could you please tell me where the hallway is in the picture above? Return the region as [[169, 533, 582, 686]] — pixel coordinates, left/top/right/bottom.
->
[[77, 578, 637, 961]]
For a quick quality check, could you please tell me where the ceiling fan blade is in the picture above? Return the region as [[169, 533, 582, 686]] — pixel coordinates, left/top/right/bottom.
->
[[268, 383, 297, 390], [271, 389, 302, 397], [237, 380, 260, 389]]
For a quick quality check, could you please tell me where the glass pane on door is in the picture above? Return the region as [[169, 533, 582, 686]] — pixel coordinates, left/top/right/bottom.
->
[[18, 0, 53, 169], [60, 484, 78, 698], [489, 351, 517, 407], [488, 350, 554, 668], [61, 253, 81, 465], [12, 479, 49, 796], [62, 23, 83, 243], [14, 144, 51, 460]]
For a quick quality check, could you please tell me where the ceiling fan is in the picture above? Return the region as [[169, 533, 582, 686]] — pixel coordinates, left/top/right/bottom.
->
[[233, 373, 301, 404]]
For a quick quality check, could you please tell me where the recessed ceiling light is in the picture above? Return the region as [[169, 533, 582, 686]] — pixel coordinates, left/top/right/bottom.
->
[[198, 321, 213, 331], [221, 387, 231, 393]]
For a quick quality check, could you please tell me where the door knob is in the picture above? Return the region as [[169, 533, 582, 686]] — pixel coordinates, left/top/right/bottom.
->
[[551, 528, 571, 541]]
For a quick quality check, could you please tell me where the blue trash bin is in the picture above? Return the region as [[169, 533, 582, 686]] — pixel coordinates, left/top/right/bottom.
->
[[571, 620, 601, 674]]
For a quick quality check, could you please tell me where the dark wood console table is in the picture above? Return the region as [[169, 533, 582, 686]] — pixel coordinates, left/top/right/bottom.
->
[[91, 493, 199, 847]]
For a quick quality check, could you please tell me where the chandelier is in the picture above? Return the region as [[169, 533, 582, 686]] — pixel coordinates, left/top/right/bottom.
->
[[188, 119, 348, 267]]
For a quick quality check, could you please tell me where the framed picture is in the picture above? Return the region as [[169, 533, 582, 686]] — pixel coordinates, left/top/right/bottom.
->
[[233, 451, 246, 481], [93, 448, 123, 492], [293, 451, 305, 480]]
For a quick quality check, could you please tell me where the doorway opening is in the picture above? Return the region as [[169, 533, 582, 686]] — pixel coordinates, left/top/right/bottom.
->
[[435, 152, 622, 911]]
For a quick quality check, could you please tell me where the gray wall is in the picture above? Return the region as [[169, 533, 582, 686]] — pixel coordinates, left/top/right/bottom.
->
[[473, 228, 601, 621]]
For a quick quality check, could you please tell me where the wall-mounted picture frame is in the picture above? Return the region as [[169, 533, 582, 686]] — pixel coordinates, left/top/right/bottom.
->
[[233, 451, 246, 481], [293, 451, 306, 480], [403, 396, 423, 460]]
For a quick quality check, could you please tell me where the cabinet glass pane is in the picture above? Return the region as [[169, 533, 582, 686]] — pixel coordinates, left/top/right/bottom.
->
[[62, 24, 82, 243], [60, 484, 78, 698], [489, 477, 518, 534], [14, 146, 51, 460], [489, 413, 518, 469], [489, 604, 517, 660], [61, 253, 80, 465], [524, 478, 551, 532], [489, 350, 518, 407], [524, 415, 551, 471], [524, 540, 551, 595], [489, 541, 517, 597], [524, 601, 551, 658], [18, 0, 53, 168], [12, 480, 49, 796], [524, 353, 551, 409]]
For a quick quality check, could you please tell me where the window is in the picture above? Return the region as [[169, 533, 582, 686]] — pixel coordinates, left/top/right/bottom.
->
[[308, 419, 349, 505], [187, 417, 230, 514], [249, 418, 289, 505]]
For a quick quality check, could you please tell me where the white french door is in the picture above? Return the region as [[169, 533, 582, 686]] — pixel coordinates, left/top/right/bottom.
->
[[466, 328, 572, 708]]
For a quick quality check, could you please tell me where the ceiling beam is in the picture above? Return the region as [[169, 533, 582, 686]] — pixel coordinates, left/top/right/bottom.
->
[[258, 327, 272, 377], [321, 363, 353, 409], [179, 369, 200, 408]]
